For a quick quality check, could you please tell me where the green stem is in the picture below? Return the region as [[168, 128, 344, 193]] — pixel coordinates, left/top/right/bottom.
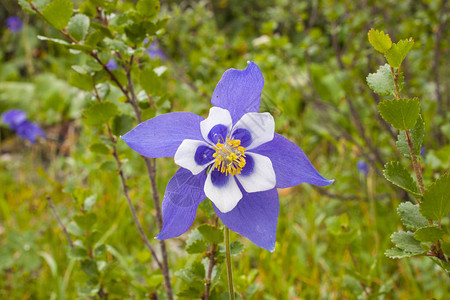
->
[[224, 227, 235, 300]]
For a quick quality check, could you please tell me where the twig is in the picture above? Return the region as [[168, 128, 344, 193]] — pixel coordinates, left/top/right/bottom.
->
[[204, 216, 219, 299], [46, 195, 74, 248]]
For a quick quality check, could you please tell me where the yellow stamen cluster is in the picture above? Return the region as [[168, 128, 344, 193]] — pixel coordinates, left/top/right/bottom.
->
[[212, 136, 246, 176]]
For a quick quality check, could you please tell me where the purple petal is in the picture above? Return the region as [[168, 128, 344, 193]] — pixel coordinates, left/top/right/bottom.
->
[[1, 109, 27, 129], [214, 188, 279, 252], [121, 112, 204, 158], [15, 121, 45, 144], [156, 168, 207, 239], [7, 16, 23, 33], [211, 61, 264, 123], [252, 133, 333, 188]]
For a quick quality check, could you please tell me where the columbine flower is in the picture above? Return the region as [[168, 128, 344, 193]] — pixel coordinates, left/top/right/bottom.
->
[[357, 160, 369, 176], [1, 109, 45, 144], [6, 16, 23, 33], [122, 62, 332, 251], [145, 40, 166, 60], [105, 59, 118, 70]]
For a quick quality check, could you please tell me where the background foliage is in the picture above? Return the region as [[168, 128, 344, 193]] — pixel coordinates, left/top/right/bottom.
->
[[0, 0, 448, 299]]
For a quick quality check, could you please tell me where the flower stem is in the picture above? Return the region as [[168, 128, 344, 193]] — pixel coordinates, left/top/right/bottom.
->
[[224, 226, 235, 300]]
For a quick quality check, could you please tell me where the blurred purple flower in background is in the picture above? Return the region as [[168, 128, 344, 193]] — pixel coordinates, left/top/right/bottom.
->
[[145, 40, 166, 60], [1, 109, 45, 144], [420, 146, 425, 157], [6, 16, 23, 33], [357, 160, 369, 176], [122, 62, 332, 251], [106, 59, 118, 70]]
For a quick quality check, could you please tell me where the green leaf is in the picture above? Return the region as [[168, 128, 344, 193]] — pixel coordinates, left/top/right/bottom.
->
[[81, 259, 99, 278], [136, 0, 160, 20], [414, 226, 444, 243], [230, 241, 244, 256], [390, 231, 425, 254], [185, 240, 207, 254], [112, 114, 134, 136], [37, 35, 94, 51], [83, 102, 119, 126], [67, 221, 85, 236], [386, 38, 414, 68], [140, 68, 162, 96], [366, 64, 395, 96], [18, 0, 36, 14], [190, 261, 205, 279], [89, 143, 110, 155], [385, 247, 422, 259], [42, 0, 73, 30], [69, 72, 93, 91], [383, 161, 421, 197], [104, 38, 128, 54], [378, 98, 420, 130], [420, 174, 450, 221], [197, 224, 223, 244], [368, 29, 392, 53], [397, 202, 428, 230], [94, 244, 106, 257], [396, 115, 425, 158], [68, 247, 88, 259], [73, 213, 97, 231], [83, 195, 97, 212], [67, 14, 90, 41]]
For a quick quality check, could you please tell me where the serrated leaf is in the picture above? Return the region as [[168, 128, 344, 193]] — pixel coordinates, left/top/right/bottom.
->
[[140, 68, 162, 95], [83, 102, 119, 126], [368, 29, 392, 53], [112, 114, 134, 136], [385, 247, 422, 259], [397, 202, 428, 230], [197, 224, 223, 244], [378, 98, 420, 130], [230, 241, 244, 256], [42, 0, 73, 30], [73, 213, 97, 231], [69, 72, 93, 91], [386, 38, 414, 68], [396, 115, 425, 158], [136, 0, 160, 20], [190, 261, 205, 279], [383, 161, 421, 197], [414, 226, 444, 243], [366, 64, 395, 96], [391, 231, 424, 254], [67, 14, 90, 41], [420, 174, 450, 221], [68, 247, 88, 259], [185, 240, 207, 254]]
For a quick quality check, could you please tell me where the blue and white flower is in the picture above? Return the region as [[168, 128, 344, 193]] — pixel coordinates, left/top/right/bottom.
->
[[122, 62, 332, 251]]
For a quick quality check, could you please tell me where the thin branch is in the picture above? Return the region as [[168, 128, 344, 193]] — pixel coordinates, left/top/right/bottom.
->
[[46, 195, 74, 248], [204, 216, 219, 299]]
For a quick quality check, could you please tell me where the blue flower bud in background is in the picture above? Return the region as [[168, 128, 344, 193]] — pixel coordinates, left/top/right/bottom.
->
[[1, 109, 45, 144], [105, 59, 118, 70], [146, 40, 166, 60], [6, 16, 23, 33], [420, 146, 425, 156], [357, 160, 369, 176]]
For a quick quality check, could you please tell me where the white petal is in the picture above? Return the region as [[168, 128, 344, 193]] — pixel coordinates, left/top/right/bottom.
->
[[236, 153, 276, 193], [232, 112, 274, 149], [174, 139, 213, 175], [200, 107, 233, 144], [204, 171, 243, 213]]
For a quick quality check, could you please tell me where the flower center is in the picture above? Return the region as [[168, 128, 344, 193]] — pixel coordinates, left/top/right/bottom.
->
[[212, 136, 246, 176]]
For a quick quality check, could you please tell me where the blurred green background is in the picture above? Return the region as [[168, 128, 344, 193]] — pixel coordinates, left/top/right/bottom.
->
[[0, 0, 449, 299]]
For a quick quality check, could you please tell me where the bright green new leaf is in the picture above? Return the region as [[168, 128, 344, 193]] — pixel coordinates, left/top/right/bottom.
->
[[397, 202, 428, 230], [185, 240, 207, 254], [378, 98, 420, 130], [386, 38, 414, 68], [197, 224, 223, 244], [385, 247, 422, 259], [414, 226, 444, 243], [390, 231, 424, 254], [136, 0, 160, 20], [420, 174, 450, 221], [42, 0, 73, 30], [83, 102, 119, 126], [69, 72, 93, 91], [67, 14, 90, 41], [366, 64, 395, 96], [396, 115, 425, 158], [368, 28, 392, 53], [112, 114, 134, 136], [383, 161, 421, 197]]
